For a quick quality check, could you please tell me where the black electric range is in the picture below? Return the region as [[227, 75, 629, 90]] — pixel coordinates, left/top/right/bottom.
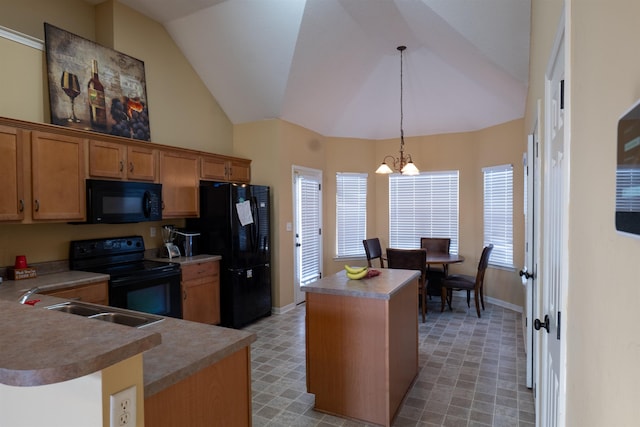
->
[[69, 236, 182, 318]]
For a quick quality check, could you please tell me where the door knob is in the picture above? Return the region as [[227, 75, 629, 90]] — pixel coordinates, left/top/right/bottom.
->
[[519, 269, 535, 280], [534, 314, 550, 333]]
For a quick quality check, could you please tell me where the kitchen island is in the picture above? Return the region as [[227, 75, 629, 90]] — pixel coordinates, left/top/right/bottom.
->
[[302, 268, 419, 427], [0, 270, 255, 427]]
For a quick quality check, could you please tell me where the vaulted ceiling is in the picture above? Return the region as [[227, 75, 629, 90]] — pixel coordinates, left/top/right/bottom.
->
[[106, 0, 531, 140]]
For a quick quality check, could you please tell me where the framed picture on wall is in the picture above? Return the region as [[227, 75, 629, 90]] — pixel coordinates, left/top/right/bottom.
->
[[44, 22, 151, 141]]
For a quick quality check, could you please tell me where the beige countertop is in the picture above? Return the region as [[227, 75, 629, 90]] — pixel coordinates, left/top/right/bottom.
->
[[302, 268, 419, 300], [0, 296, 161, 387], [0, 265, 255, 397]]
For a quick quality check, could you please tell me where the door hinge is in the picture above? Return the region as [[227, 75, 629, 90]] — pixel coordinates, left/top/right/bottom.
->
[[557, 311, 561, 340]]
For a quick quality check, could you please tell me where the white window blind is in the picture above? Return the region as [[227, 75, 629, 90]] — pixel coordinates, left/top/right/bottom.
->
[[389, 171, 459, 253], [299, 176, 321, 285], [336, 173, 367, 257], [483, 164, 513, 268]]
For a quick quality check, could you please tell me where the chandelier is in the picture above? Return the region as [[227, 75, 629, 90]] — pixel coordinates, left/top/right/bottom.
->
[[375, 45, 419, 176]]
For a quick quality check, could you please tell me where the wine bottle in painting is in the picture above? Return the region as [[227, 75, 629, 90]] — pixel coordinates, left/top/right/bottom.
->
[[88, 59, 107, 130]]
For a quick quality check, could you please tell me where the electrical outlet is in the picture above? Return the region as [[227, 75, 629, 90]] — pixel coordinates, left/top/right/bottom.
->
[[110, 385, 136, 427], [150, 226, 156, 237]]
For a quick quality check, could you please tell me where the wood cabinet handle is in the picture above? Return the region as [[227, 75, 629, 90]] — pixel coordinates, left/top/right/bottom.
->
[[19, 199, 24, 212], [129, 162, 134, 173], [34, 200, 39, 212], [183, 290, 187, 300], [119, 160, 124, 172]]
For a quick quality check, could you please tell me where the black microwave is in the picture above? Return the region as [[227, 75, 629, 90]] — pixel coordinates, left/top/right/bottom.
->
[[85, 179, 162, 223]]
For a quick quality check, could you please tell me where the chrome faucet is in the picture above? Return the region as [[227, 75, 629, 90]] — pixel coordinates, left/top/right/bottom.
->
[[18, 287, 40, 304]]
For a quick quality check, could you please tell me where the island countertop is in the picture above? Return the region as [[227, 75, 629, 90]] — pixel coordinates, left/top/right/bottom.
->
[[301, 268, 419, 300]]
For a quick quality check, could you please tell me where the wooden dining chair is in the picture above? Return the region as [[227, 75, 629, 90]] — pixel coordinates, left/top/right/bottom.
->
[[420, 237, 451, 296], [441, 244, 493, 318], [363, 238, 385, 268], [386, 248, 428, 322]]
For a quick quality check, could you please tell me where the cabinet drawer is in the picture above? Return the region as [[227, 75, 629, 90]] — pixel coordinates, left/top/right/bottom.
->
[[181, 260, 218, 282], [42, 281, 108, 305]]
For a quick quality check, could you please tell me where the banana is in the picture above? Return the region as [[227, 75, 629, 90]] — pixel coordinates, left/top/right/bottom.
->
[[344, 265, 368, 274], [346, 268, 369, 280]]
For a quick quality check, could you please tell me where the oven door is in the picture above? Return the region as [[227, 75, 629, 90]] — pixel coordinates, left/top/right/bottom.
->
[[109, 270, 182, 319]]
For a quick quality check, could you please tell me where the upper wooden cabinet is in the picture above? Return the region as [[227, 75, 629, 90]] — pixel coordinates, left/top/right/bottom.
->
[[89, 140, 157, 181], [201, 155, 251, 183], [31, 131, 85, 221], [159, 150, 199, 218], [0, 125, 25, 221]]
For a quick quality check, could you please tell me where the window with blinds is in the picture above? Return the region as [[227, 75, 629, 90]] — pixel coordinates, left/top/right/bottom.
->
[[483, 164, 513, 268], [336, 173, 367, 257], [389, 171, 459, 253]]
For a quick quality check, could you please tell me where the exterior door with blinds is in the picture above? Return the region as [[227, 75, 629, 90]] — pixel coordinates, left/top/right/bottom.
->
[[293, 166, 323, 305]]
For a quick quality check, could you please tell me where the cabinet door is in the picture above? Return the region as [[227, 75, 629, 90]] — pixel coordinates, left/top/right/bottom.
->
[[200, 156, 228, 181], [181, 261, 220, 324], [159, 150, 199, 218], [127, 145, 156, 181], [89, 140, 126, 179], [31, 131, 85, 221], [0, 125, 25, 221], [228, 159, 251, 183]]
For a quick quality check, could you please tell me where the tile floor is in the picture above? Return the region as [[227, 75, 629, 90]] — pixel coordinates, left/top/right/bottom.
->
[[244, 295, 534, 427]]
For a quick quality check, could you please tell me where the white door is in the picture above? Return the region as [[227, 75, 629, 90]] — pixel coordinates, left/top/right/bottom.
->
[[537, 15, 568, 427], [522, 99, 542, 390], [293, 166, 323, 305]]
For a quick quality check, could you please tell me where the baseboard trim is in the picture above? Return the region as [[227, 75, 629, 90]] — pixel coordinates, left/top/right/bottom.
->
[[485, 296, 523, 313], [272, 302, 298, 315]]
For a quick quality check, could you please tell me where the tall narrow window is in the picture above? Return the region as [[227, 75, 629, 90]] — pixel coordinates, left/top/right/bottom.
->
[[336, 173, 367, 257], [389, 171, 459, 253], [483, 164, 513, 268]]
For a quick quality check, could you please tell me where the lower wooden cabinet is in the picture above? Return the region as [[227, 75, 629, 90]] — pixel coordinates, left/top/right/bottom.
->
[[42, 281, 108, 305], [181, 260, 220, 324], [144, 346, 252, 427]]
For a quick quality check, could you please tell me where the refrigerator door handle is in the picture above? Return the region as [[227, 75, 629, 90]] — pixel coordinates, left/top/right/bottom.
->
[[251, 196, 260, 253]]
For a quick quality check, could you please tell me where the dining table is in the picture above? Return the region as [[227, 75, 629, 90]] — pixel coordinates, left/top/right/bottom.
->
[[425, 252, 465, 276], [424, 252, 465, 297]]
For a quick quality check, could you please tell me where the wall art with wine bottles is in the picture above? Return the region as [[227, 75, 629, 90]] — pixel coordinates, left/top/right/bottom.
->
[[44, 23, 151, 141]]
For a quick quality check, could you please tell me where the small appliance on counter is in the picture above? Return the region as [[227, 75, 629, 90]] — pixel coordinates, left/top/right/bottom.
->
[[159, 225, 181, 259], [173, 230, 200, 257]]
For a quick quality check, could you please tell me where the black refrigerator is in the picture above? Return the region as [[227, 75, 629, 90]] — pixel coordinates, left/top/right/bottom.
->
[[187, 182, 271, 328]]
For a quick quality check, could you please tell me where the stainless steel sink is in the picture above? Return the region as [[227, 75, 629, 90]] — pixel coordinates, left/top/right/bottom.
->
[[46, 301, 164, 328]]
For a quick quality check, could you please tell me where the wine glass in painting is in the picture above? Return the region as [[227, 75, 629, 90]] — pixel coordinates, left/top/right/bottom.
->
[[60, 71, 81, 123]]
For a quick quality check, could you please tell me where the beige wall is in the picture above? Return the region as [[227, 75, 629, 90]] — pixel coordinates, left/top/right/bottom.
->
[[0, 0, 229, 265], [564, 0, 640, 424], [0, 0, 232, 154], [526, 0, 640, 424]]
